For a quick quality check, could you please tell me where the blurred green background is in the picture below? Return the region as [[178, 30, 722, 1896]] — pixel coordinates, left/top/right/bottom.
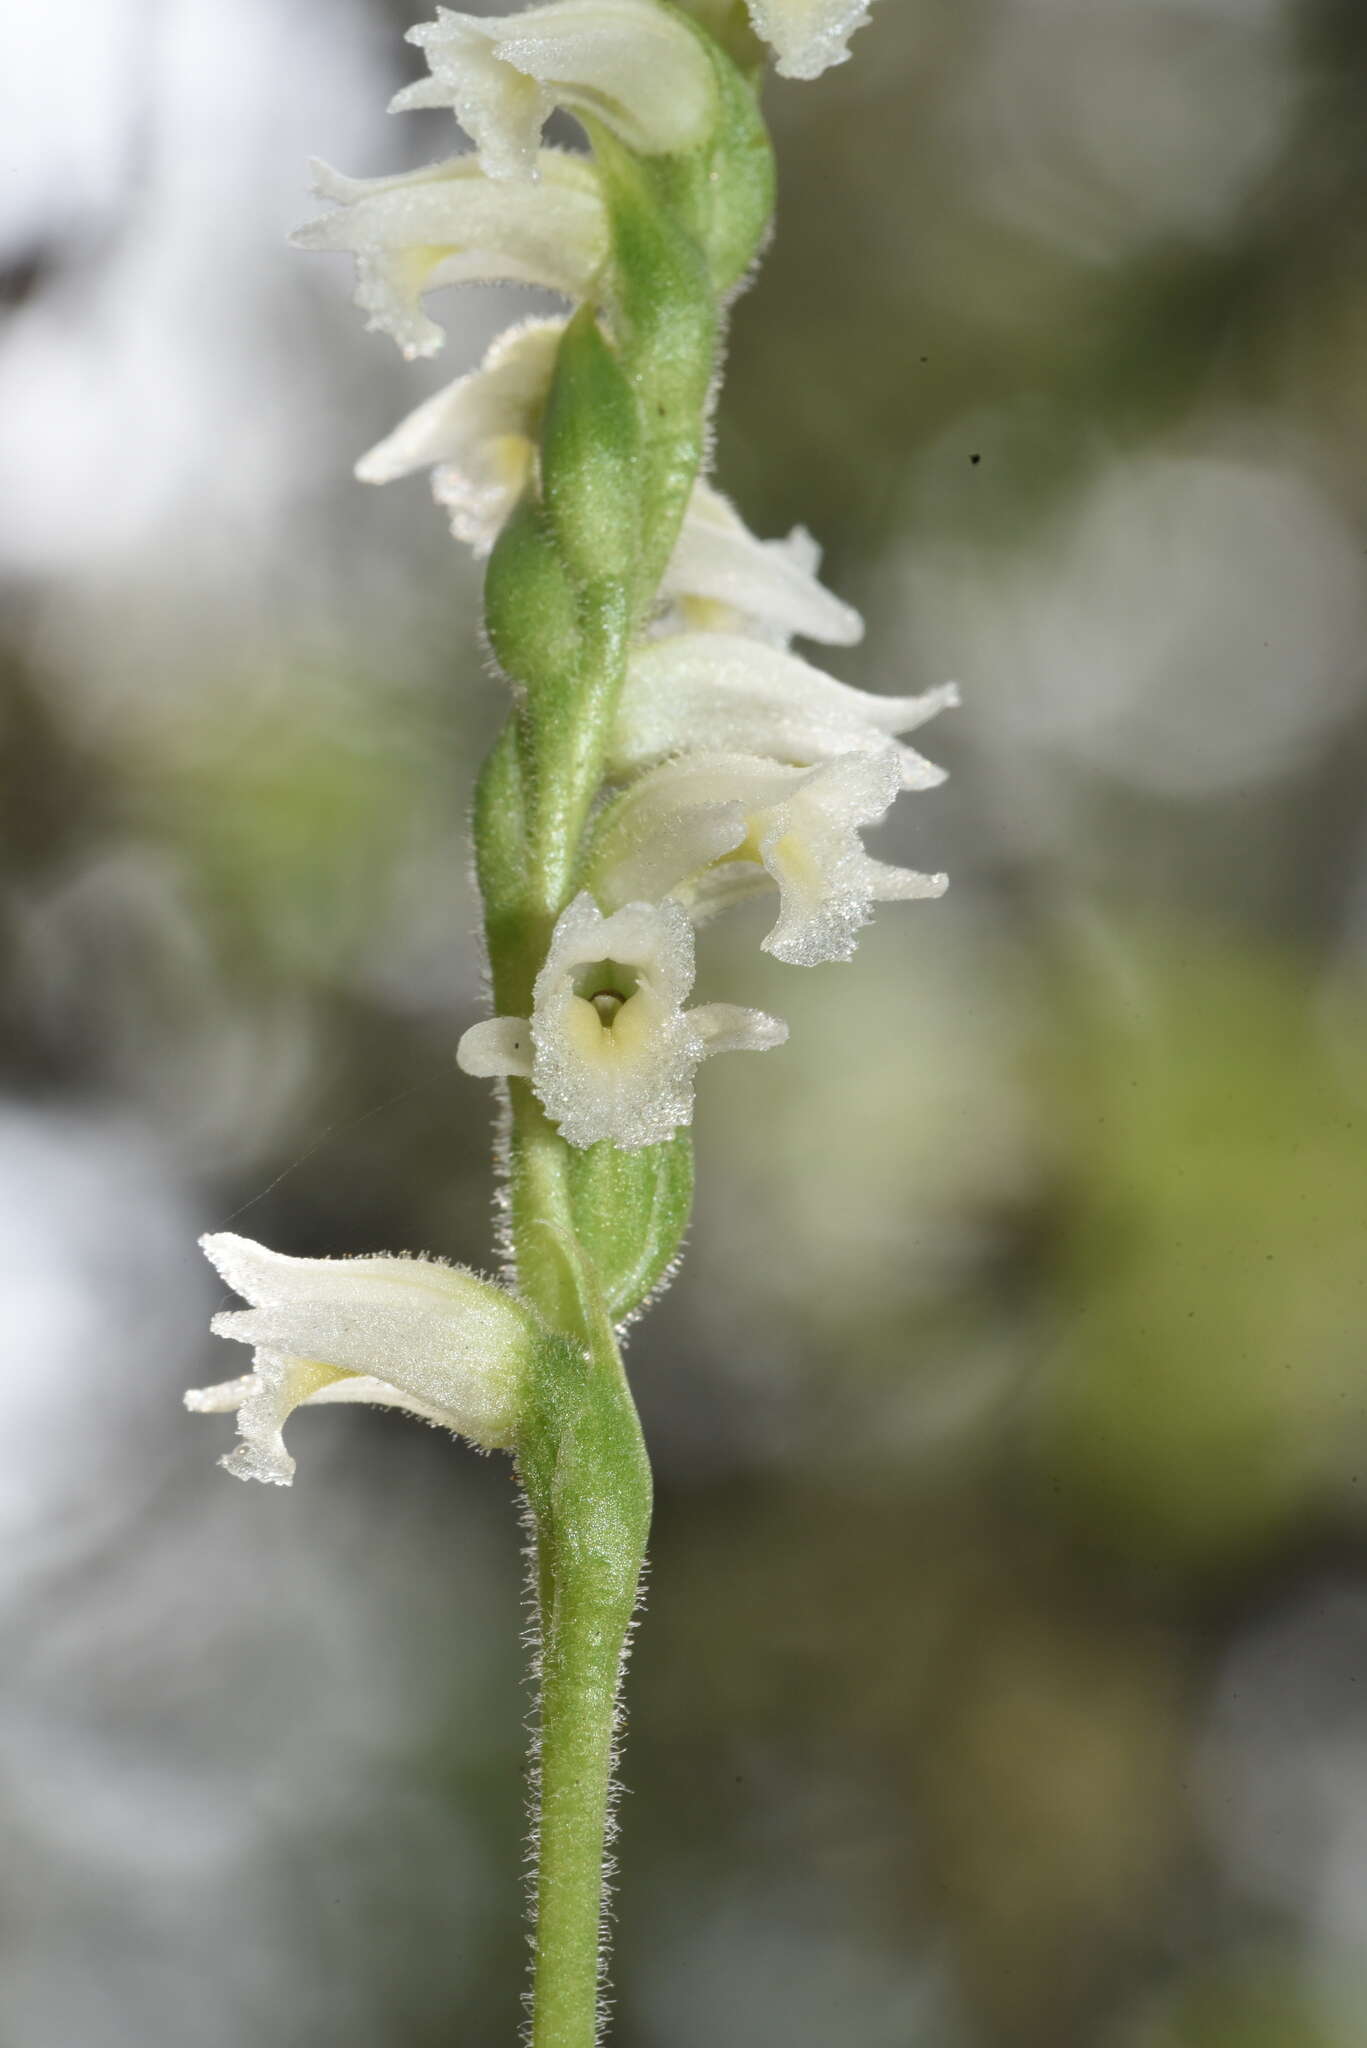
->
[[2, 1, 1367, 2043]]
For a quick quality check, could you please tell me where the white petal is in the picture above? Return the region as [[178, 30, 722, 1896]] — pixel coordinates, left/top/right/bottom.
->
[[394, 29, 552, 182], [691, 1003, 788, 1055], [456, 1015, 534, 1078], [300, 1373, 471, 1429], [588, 783, 749, 908], [530, 895, 694, 1149], [662, 484, 863, 648], [865, 861, 949, 903], [356, 317, 564, 550], [615, 634, 957, 789], [519, 892, 781, 1150], [183, 1365, 474, 1484], [753, 749, 900, 965], [183, 1375, 255, 1415], [197, 1349, 344, 1487], [589, 749, 947, 967], [195, 1233, 533, 1477], [537, 892, 696, 1007], [292, 152, 605, 359], [400, 2, 714, 178], [746, 0, 873, 80]]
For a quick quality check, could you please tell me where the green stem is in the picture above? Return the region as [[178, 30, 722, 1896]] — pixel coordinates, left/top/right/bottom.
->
[[517, 1266, 653, 2048], [468, 32, 775, 2041]]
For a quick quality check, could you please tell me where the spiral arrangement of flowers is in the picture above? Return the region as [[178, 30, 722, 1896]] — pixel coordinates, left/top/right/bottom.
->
[[188, 5, 953, 2039]]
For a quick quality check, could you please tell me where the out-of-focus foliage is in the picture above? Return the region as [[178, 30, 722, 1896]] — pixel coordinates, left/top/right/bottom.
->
[[2, 0, 1366, 2044]]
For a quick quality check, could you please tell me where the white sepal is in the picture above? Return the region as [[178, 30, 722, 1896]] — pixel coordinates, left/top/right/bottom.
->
[[614, 632, 958, 789], [590, 749, 947, 965], [356, 318, 564, 550], [456, 893, 785, 1149], [357, 325, 862, 642], [746, 0, 873, 80], [397, 2, 714, 180], [659, 483, 863, 648], [187, 1233, 534, 1483], [291, 152, 605, 359]]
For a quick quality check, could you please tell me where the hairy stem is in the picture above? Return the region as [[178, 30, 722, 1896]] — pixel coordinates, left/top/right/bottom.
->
[[518, 1291, 652, 2048], [471, 28, 775, 2039]]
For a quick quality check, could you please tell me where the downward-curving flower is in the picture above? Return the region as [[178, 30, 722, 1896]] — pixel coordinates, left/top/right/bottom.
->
[[457, 893, 785, 1148], [745, 0, 874, 80], [356, 317, 861, 642], [586, 747, 947, 965], [187, 1233, 536, 1484], [394, 2, 716, 180], [291, 152, 606, 359], [613, 631, 958, 787]]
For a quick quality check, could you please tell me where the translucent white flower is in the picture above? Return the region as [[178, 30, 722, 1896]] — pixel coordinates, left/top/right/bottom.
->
[[613, 633, 958, 789], [356, 320, 861, 645], [356, 317, 563, 548], [395, 2, 715, 181], [291, 152, 606, 359], [588, 748, 946, 965], [659, 484, 862, 647], [186, 1233, 534, 1484], [457, 893, 785, 1149], [747, 0, 873, 80]]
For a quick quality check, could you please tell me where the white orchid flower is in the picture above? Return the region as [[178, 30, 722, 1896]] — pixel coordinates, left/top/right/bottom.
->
[[357, 319, 862, 641], [187, 1233, 535, 1484], [457, 893, 785, 1149], [395, 2, 714, 181], [587, 747, 946, 965], [291, 152, 606, 359], [746, 0, 873, 80], [357, 317, 563, 547], [658, 484, 862, 647], [612, 632, 958, 789]]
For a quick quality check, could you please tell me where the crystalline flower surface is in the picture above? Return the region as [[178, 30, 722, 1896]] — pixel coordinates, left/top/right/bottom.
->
[[457, 894, 785, 1148], [356, 318, 564, 549], [615, 633, 957, 789], [590, 748, 948, 965], [291, 152, 606, 359], [746, 0, 873, 79], [397, 2, 715, 178], [187, 1234, 532, 1483]]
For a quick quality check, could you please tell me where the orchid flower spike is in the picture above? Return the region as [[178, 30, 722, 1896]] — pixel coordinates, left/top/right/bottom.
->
[[457, 893, 785, 1149], [746, 0, 874, 80], [290, 152, 606, 359], [357, 321, 861, 642], [587, 748, 947, 966], [613, 632, 958, 788], [187, 1234, 535, 1484], [395, 2, 715, 181]]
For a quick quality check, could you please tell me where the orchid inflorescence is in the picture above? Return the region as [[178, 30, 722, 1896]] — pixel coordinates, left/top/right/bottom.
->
[[188, 4, 950, 2039]]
